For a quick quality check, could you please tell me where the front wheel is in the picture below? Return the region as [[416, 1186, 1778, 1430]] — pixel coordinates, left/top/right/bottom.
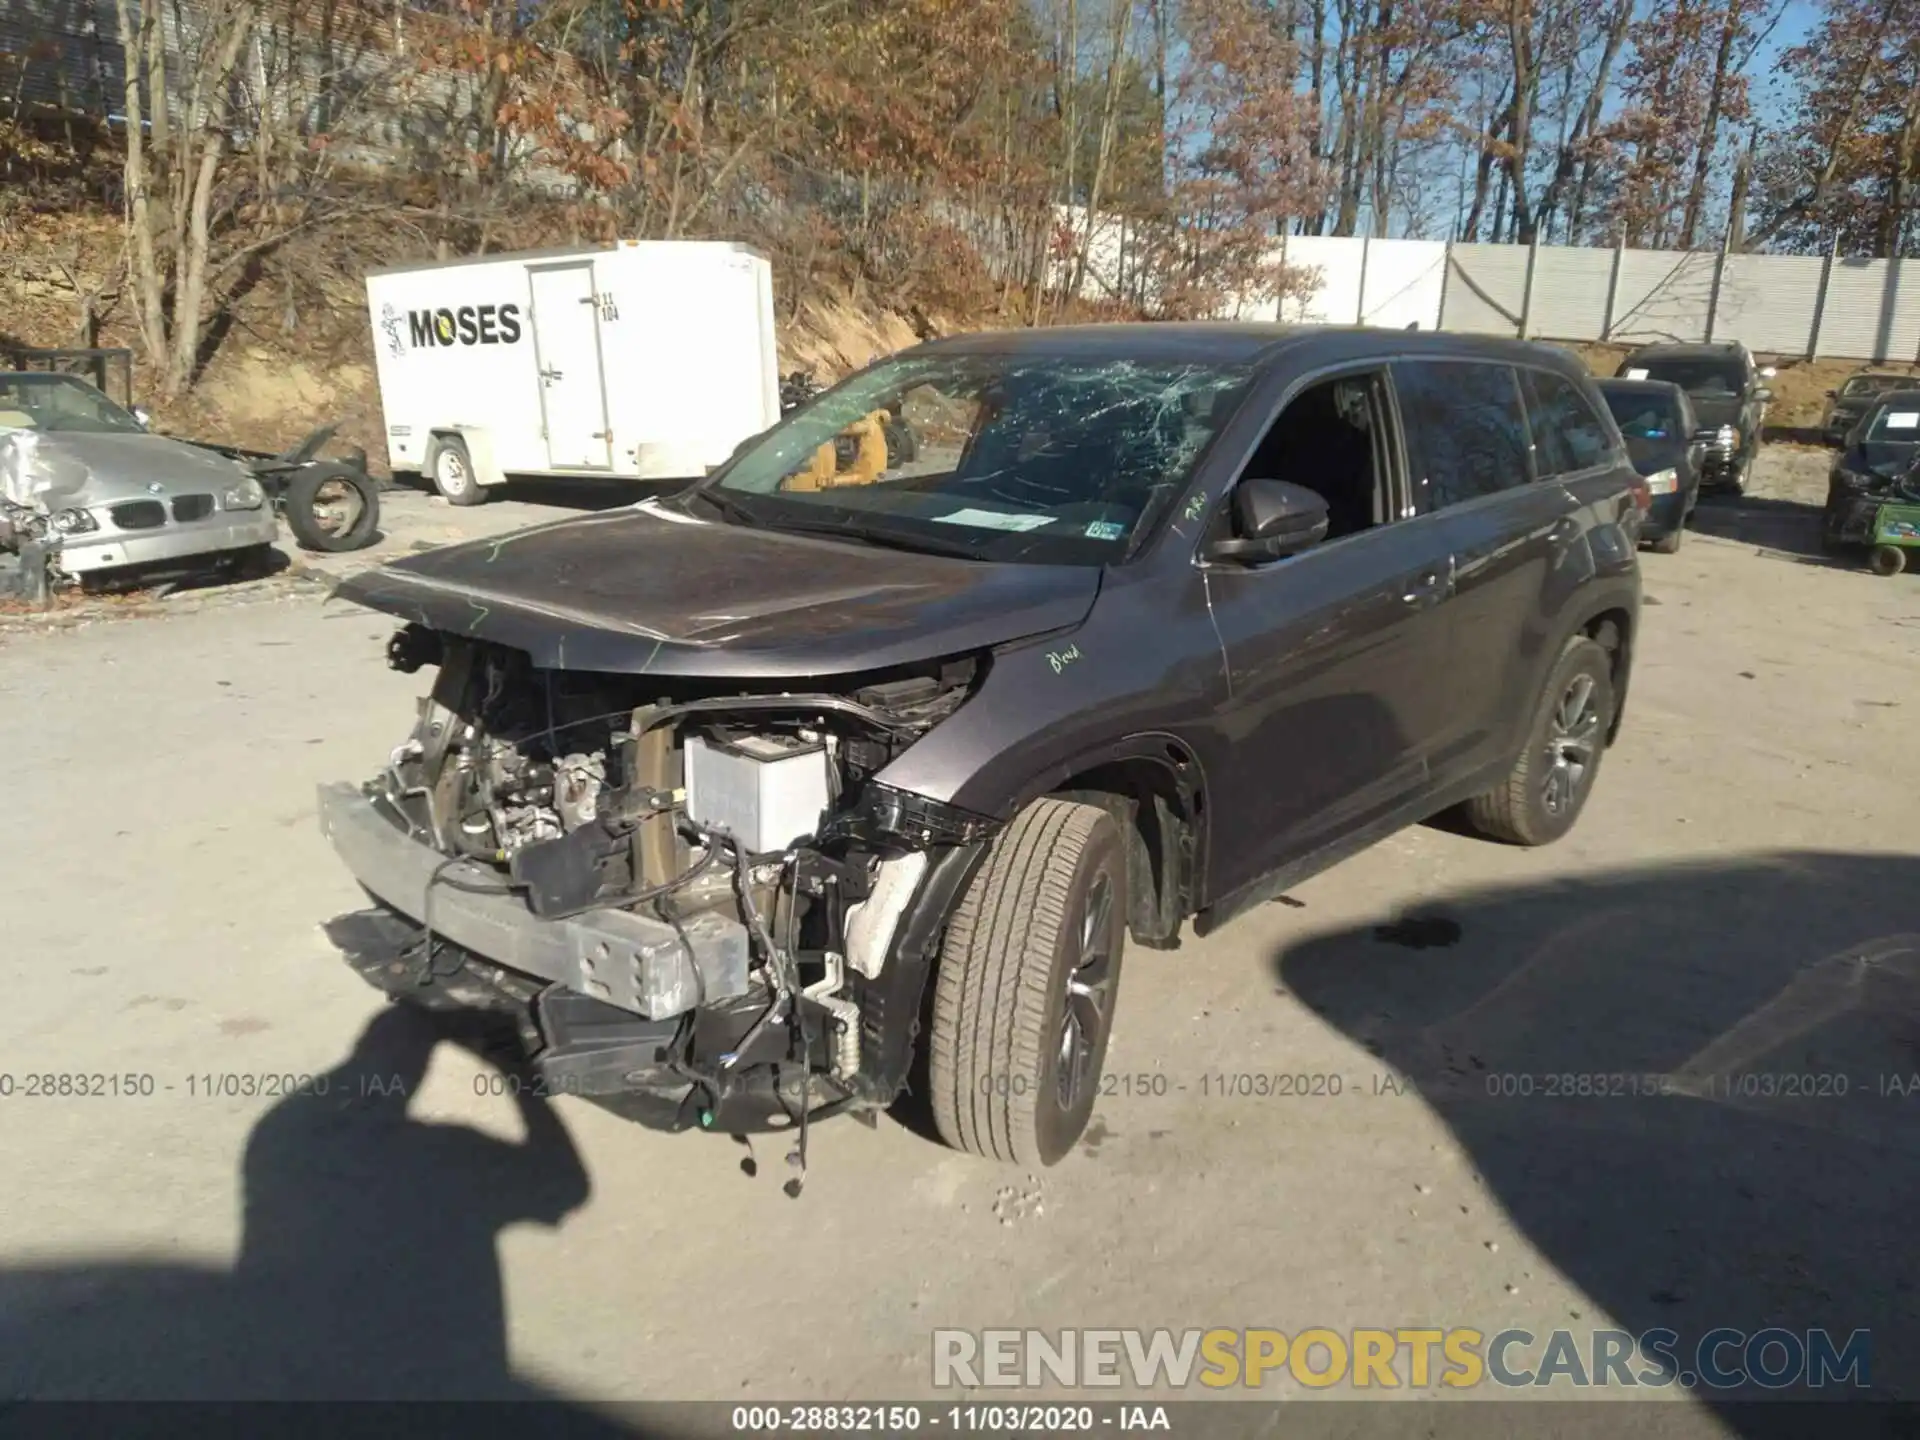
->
[[929, 798, 1126, 1166], [1649, 525, 1684, 554], [1462, 635, 1615, 847]]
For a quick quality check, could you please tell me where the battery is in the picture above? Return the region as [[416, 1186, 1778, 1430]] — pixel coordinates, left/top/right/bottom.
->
[[683, 732, 832, 853]]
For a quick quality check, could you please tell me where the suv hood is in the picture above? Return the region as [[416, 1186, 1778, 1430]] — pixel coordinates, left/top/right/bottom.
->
[[334, 500, 1103, 679]]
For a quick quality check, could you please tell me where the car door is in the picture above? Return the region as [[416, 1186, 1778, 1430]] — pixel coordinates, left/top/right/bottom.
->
[[1200, 366, 1459, 901], [527, 262, 613, 470], [1394, 359, 1589, 785]]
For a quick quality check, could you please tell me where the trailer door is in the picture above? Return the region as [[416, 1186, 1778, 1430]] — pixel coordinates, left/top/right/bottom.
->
[[528, 261, 611, 469]]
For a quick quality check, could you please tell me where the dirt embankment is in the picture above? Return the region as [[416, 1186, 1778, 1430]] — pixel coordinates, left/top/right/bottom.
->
[[1, 209, 938, 473]]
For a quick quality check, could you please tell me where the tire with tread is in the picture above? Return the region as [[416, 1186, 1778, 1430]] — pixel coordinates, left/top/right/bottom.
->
[[428, 434, 486, 506], [928, 797, 1125, 1166], [282, 464, 380, 552], [1463, 634, 1614, 847], [1870, 545, 1907, 577]]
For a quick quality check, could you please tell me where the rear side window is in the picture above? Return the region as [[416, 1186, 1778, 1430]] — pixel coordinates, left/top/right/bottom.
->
[[1524, 369, 1616, 476], [1393, 360, 1530, 509]]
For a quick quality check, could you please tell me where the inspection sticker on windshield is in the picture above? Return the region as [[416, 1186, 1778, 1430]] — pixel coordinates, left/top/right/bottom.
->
[[934, 508, 1053, 532], [1625, 368, 1650, 380], [1886, 411, 1920, 429], [1083, 520, 1126, 540]]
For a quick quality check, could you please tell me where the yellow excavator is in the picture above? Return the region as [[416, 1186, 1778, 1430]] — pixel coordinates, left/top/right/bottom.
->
[[782, 409, 893, 492]]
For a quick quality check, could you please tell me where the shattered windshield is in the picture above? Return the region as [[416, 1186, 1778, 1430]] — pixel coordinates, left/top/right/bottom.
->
[[704, 352, 1251, 563], [0, 374, 145, 434]]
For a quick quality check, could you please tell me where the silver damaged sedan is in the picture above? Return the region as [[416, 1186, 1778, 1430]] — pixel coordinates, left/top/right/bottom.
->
[[0, 373, 278, 581]]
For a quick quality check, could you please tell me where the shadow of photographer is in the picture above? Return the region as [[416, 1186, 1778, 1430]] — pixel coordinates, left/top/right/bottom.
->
[[0, 1002, 624, 1408]]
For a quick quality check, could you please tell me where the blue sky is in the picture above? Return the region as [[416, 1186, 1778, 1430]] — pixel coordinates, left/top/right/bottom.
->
[[1750, 0, 1822, 127]]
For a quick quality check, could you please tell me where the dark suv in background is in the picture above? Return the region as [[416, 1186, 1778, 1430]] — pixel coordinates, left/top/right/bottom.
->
[[1618, 341, 1773, 494], [1821, 369, 1916, 447], [1597, 377, 1705, 553], [319, 324, 1644, 1171]]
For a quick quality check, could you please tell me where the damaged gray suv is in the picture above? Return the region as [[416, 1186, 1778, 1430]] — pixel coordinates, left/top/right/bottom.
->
[[319, 324, 1643, 1169]]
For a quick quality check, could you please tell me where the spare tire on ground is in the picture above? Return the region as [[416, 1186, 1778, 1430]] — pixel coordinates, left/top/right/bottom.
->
[[282, 463, 381, 552]]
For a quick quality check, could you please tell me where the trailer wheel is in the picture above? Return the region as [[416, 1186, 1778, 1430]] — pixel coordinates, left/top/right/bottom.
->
[[427, 434, 485, 506], [1870, 545, 1907, 577]]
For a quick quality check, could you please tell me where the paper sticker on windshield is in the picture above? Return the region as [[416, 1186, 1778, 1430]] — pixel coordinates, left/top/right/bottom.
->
[[1083, 520, 1126, 540], [1885, 411, 1919, 429], [934, 508, 1052, 532], [1625, 368, 1650, 380]]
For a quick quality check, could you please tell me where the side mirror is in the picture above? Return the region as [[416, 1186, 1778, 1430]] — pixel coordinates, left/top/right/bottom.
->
[[1754, 387, 1773, 403], [1205, 478, 1330, 563], [1824, 389, 1837, 399], [131, 405, 152, 429]]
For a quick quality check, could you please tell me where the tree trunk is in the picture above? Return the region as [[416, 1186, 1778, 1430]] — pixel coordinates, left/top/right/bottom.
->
[[113, 0, 168, 367], [1533, 0, 1633, 240], [1880, 79, 1920, 257], [1462, 91, 1515, 242], [1504, 0, 1538, 242], [1070, 0, 1135, 299], [1680, 0, 1743, 249], [1749, 0, 1901, 247]]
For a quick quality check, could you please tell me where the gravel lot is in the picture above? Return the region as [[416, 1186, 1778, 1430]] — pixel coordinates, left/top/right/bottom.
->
[[2, 446, 1916, 1429]]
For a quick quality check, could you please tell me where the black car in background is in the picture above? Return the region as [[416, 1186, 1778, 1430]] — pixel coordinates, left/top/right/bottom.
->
[[1617, 341, 1774, 495], [1821, 369, 1916, 447], [1597, 377, 1704, 553], [1822, 388, 1920, 550]]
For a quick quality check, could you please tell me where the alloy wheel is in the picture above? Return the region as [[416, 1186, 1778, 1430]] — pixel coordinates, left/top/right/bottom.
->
[[1056, 872, 1116, 1113], [1542, 673, 1603, 816]]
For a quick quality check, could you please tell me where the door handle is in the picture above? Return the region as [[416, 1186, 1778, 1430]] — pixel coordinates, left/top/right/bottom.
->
[[1400, 570, 1445, 605]]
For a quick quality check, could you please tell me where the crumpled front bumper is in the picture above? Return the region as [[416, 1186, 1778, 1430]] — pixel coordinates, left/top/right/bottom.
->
[[316, 782, 751, 1019], [57, 509, 279, 574]]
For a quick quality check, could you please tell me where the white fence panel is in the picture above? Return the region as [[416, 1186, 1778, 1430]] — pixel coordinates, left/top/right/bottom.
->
[[1358, 239, 1446, 329], [1440, 244, 1528, 334], [1528, 247, 1614, 342], [1610, 249, 1716, 343], [1276, 236, 1365, 323], [1715, 254, 1825, 354], [1817, 259, 1920, 362]]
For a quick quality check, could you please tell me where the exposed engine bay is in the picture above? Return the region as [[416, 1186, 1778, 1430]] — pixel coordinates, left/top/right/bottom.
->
[[342, 622, 998, 1173]]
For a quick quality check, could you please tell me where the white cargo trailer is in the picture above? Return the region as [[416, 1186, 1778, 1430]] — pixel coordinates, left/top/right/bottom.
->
[[364, 240, 780, 504]]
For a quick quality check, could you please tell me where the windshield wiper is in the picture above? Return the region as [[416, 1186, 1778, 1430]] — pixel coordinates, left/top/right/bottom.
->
[[758, 514, 993, 560], [690, 488, 761, 527]]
